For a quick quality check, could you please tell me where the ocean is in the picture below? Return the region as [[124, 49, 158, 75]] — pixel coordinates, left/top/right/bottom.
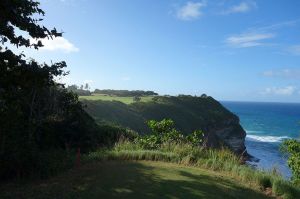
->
[[221, 101, 300, 178]]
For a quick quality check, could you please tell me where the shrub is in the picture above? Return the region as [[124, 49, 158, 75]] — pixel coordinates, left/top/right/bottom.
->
[[136, 119, 204, 150], [281, 139, 300, 183]]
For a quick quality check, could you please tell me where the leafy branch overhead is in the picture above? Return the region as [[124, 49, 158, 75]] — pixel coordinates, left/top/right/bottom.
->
[[0, 0, 98, 180], [0, 0, 61, 49]]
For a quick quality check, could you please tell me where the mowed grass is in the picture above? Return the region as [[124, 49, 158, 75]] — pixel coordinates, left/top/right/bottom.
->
[[0, 161, 272, 199], [79, 94, 154, 104]]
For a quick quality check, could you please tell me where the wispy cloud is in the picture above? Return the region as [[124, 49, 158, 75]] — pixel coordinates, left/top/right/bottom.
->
[[287, 45, 300, 56], [176, 1, 206, 21], [31, 37, 79, 53], [225, 33, 274, 48], [225, 19, 299, 50], [221, 1, 256, 15], [262, 86, 297, 96], [263, 69, 300, 79], [250, 20, 299, 32]]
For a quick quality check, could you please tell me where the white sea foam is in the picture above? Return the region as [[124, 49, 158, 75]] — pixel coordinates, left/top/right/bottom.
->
[[246, 130, 264, 134], [246, 134, 290, 143]]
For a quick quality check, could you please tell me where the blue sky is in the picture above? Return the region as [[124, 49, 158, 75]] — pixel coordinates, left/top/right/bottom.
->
[[17, 0, 300, 102]]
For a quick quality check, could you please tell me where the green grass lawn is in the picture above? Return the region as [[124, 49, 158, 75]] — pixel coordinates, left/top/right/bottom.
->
[[79, 94, 154, 104], [0, 161, 272, 199]]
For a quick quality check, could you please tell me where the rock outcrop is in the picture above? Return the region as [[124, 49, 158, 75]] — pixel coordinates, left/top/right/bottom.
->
[[207, 118, 246, 155]]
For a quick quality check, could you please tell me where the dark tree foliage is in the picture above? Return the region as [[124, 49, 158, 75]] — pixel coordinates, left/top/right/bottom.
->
[[0, 0, 100, 179], [0, 0, 61, 48], [133, 96, 141, 102], [67, 84, 91, 96]]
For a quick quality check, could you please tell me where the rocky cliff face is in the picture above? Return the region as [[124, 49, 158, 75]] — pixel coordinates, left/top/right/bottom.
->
[[82, 95, 248, 155], [207, 118, 246, 155]]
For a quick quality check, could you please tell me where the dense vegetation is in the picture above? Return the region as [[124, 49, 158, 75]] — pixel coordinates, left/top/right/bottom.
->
[[2, 118, 300, 198], [82, 95, 240, 134], [81, 95, 247, 155], [93, 89, 158, 97], [0, 0, 134, 180]]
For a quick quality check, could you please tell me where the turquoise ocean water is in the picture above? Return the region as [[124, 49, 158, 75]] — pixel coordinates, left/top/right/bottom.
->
[[221, 101, 300, 178]]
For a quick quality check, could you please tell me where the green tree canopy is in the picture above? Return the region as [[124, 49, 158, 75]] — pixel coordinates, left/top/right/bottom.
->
[[0, 0, 95, 180]]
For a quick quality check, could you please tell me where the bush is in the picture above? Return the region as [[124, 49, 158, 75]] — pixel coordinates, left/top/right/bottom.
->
[[281, 139, 300, 184], [135, 119, 204, 150]]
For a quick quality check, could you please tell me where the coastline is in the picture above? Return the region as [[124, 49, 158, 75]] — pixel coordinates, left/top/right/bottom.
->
[[221, 101, 299, 179]]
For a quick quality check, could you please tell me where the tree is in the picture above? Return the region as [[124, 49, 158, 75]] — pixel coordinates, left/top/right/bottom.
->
[[133, 96, 141, 102], [85, 83, 89, 90], [0, 0, 93, 179], [67, 84, 79, 92]]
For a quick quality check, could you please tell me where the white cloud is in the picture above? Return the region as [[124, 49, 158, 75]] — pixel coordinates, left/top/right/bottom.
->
[[263, 69, 300, 79], [176, 1, 206, 21], [225, 33, 274, 48], [262, 86, 296, 96], [221, 1, 256, 14], [31, 37, 79, 53], [288, 45, 300, 56]]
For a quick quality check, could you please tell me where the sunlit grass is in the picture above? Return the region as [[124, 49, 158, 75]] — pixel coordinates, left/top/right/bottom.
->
[[83, 141, 300, 199], [0, 161, 271, 199], [79, 94, 154, 104]]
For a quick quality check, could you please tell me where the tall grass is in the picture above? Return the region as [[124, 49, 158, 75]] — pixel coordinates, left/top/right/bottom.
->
[[84, 141, 300, 198]]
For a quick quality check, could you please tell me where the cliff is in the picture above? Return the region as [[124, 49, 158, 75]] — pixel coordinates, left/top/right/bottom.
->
[[81, 95, 247, 155]]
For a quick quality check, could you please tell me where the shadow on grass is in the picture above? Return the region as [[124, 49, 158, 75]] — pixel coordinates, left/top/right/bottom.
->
[[0, 161, 272, 199]]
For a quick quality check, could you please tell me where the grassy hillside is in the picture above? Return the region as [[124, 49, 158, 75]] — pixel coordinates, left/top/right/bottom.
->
[[80, 95, 239, 134], [0, 161, 271, 199], [80, 94, 153, 104]]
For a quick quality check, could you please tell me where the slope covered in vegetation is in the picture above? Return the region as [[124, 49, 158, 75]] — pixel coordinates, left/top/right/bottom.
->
[[81, 95, 247, 154]]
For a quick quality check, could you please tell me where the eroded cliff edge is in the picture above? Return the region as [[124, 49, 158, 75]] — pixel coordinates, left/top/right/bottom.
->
[[82, 95, 247, 155]]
